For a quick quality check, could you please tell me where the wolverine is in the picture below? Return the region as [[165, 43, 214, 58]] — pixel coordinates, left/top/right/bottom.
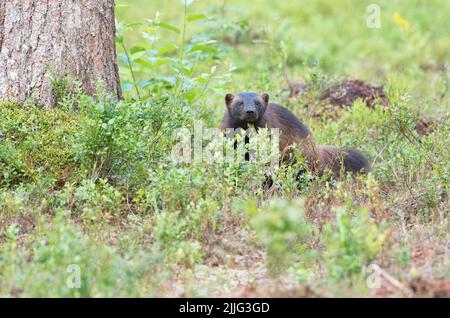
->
[[219, 92, 370, 177]]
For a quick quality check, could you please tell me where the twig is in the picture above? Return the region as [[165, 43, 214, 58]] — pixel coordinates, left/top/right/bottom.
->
[[371, 135, 394, 167], [374, 266, 413, 296]]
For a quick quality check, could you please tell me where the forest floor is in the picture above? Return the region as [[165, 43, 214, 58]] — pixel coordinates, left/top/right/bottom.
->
[[0, 0, 449, 297]]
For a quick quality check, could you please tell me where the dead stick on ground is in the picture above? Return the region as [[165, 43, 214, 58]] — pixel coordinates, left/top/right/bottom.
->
[[374, 266, 414, 295]]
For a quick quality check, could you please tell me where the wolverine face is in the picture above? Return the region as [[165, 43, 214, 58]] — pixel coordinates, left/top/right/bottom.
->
[[225, 92, 269, 123]]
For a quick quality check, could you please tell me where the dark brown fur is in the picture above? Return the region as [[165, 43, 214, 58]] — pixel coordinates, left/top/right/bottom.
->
[[220, 92, 370, 177]]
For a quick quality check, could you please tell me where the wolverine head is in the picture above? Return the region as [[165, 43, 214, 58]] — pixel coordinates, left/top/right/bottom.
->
[[224, 92, 269, 123]]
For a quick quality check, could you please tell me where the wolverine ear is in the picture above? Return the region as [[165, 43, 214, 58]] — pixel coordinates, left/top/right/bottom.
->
[[225, 93, 234, 112], [261, 93, 269, 107]]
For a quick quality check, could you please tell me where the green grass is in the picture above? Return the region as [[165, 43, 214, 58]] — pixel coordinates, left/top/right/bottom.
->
[[0, 0, 448, 297]]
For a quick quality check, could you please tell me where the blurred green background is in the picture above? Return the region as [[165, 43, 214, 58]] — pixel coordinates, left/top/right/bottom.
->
[[116, 0, 449, 112]]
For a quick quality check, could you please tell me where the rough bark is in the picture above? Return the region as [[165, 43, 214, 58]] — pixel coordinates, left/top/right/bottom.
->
[[0, 0, 122, 108]]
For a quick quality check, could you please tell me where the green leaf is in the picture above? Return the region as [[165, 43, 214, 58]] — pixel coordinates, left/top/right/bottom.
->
[[189, 44, 218, 54], [115, 33, 124, 44], [130, 51, 146, 61], [157, 22, 180, 33], [187, 14, 207, 22], [134, 59, 154, 70], [152, 57, 171, 67], [130, 46, 147, 54], [158, 44, 178, 56]]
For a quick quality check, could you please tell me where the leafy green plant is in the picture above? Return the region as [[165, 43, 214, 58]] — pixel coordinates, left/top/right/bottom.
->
[[0, 210, 158, 297], [323, 205, 387, 282], [0, 101, 79, 187], [151, 210, 203, 268], [116, 6, 234, 108], [247, 198, 316, 277]]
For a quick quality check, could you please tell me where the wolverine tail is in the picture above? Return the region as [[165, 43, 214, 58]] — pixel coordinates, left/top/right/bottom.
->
[[339, 147, 371, 175], [315, 145, 370, 177]]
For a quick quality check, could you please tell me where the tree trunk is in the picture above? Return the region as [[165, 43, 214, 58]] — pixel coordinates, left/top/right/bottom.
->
[[0, 0, 122, 108]]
